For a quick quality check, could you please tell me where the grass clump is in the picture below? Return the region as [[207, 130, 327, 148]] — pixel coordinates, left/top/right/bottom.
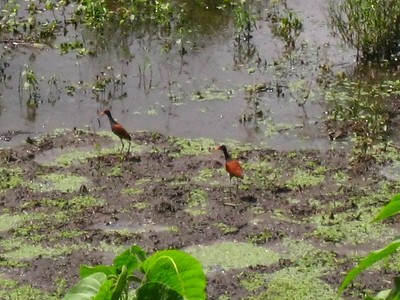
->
[[327, 0, 400, 61]]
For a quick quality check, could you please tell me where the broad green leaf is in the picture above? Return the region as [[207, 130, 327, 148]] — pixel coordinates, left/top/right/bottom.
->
[[63, 272, 107, 300], [374, 194, 400, 222], [111, 265, 128, 300], [339, 239, 400, 294], [93, 280, 114, 300], [136, 282, 183, 300], [80, 265, 116, 278], [114, 244, 146, 274], [386, 277, 400, 300], [141, 249, 206, 300]]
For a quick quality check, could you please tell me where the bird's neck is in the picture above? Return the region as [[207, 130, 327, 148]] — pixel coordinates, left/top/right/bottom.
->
[[222, 148, 231, 161], [106, 114, 117, 126]]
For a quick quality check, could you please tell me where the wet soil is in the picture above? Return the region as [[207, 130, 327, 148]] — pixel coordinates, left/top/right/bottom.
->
[[0, 129, 398, 299]]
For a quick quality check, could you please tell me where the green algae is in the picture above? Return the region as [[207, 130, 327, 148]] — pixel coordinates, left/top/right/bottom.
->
[[185, 188, 208, 216], [0, 273, 57, 299], [194, 168, 219, 185], [169, 137, 215, 157], [0, 214, 23, 232], [279, 238, 340, 271], [0, 237, 85, 260], [246, 231, 274, 245], [22, 196, 104, 212], [309, 208, 394, 245], [130, 202, 150, 210], [243, 267, 340, 300], [214, 222, 238, 235], [191, 86, 233, 101], [28, 173, 89, 192], [122, 187, 144, 196], [0, 167, 23, 192], [186, 241, 280, 271], [286, 168, 326, 190]]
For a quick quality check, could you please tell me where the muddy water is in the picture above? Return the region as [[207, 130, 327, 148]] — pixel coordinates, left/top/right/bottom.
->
[[0, 0, 354, 149]]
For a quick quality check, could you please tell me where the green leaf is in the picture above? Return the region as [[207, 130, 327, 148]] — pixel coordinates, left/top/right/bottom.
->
[[80, 265, 116, 278], [93, 280, 114, 300], [373, 194, 400, 222], [386, 277, 400, 300], [140, 250, 206, 300], [136, 282, 183, 300], [114, 244, 147, 275], [111, 265, 128, 300], [339, 239, 400, 294], [63, 272, 107, 300]]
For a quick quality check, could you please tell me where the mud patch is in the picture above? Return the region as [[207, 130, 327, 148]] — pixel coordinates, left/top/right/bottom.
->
[[0, 130, 398, 299]]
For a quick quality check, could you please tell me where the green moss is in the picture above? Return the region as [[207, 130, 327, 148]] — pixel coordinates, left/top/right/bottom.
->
[[122, 187, 144, 196], [98, 241, 127, 254], [0, 214, 23, 232], [0, 274, 18, 289], [0, 237, 84, 260], [194, 168, 217, 183], [41, 137, 143, 167], [22, 196, 104, 212], [0, 167, 23, 192], [109, 166, 123, 177], [245, 267, 340, 300], [286, 169, 325, 190], [214, 222, 238, 234], [279, 238, 339, 271], [333, 171, 349, 184], [247, 231, 274, 245], [309, 208, 393, 244], [191, 86, 233, 101], [186, 241, 280, 271], [185, 188, 208, 216], [135, 178, 153, 186], [130, 202, 150, 210], [240, 272, 268, 292], [0, 283, 57, 299], [28, 173, 89, 192], [169, 137, 215, 157]]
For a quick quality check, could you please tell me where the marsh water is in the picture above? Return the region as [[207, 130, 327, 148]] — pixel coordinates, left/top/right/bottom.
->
[[0, 0, 354, 149]]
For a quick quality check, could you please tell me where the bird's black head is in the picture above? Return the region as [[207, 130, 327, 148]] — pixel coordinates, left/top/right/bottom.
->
[[101, 109, 111, 116], [216, 145, 227, 152]]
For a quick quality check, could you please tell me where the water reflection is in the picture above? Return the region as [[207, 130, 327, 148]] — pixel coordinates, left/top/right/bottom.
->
[[0, 0, 354, 150]]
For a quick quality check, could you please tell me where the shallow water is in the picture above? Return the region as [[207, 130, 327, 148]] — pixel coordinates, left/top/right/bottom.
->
[[0, 0, 354, 150]]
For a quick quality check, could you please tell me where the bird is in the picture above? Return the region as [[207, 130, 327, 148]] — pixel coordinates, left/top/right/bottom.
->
[[216, 145, 244, 193], [101, 109, 131, 154]]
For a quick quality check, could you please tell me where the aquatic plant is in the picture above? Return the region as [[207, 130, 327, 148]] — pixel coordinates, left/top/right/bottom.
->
[[324, 78, 400, 161], [339, 193, 400, 299], [63, 244, 206, 300], [327, 0, 400, 61], [269, 1, 303, 50], [232, 0, 256, 41]]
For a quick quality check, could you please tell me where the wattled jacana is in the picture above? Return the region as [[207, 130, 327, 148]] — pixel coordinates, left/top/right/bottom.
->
[[216, 145, 244, 193], [101, 109, 131, 154]]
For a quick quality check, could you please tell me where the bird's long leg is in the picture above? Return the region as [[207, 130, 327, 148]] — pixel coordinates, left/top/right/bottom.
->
[[126, 141, 131, 155], [229, 176, 232, 198], [120, 138, 124, 153]]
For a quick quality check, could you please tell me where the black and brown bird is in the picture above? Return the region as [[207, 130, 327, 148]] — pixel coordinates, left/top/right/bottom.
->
[[101, 109, 131, 154], [216, 145, 244, 192]]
